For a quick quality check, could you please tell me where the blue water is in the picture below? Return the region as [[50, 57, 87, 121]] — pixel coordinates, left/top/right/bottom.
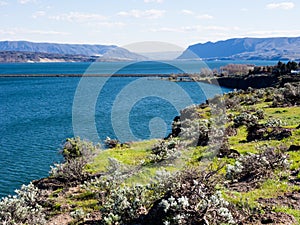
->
[[0, 60, 279, 75], [0, 60, 276, 197]]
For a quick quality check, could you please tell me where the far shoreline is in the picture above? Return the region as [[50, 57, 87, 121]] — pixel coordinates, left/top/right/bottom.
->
[[0, 73, 188, 77]]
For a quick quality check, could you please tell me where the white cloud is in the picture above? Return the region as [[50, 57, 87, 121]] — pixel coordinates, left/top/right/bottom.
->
[[49, 12, 107, 22], [245, 29, 300, 37], [0, 28, 69, 36], [201, 26, 228, 31], [91, 21, 126, 28], [0, 29, 15, 35], [18, 0, 36, 4], [144, 0, 163, 3], [151, 25, 230, 33], [181, 9, 194, 15], [25, 29, 69, 35], [150, 25, 239, 33], [181, 10, 213, 20], [266, 2, 295, 10], [241, 8, 249, 12], [0, 1, 8, 6], [32, 11, 46, 19], [150, 27, 184, 32], [118, 9, 165, 19], [196, 14, 214, 20]]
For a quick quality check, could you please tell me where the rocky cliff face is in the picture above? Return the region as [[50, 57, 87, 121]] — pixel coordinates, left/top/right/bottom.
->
[[178, 37, 300, 60]]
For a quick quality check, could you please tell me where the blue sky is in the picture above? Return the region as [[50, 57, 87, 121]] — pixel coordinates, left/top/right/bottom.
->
[[0, 0, 299, 48]]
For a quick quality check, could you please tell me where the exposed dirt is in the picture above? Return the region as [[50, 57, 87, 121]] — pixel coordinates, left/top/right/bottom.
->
[[243, 211, 297, 225], [47, 213, 73, 225], [258, 190, 300, 210], [78, 211, 102, 225], [227, 180, 263, 192]]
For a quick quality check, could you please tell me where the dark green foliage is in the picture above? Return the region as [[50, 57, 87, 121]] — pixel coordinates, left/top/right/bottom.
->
[[273, 61, 300, 75], [50, 138, 99, 183], [62, 137, 84, 160]]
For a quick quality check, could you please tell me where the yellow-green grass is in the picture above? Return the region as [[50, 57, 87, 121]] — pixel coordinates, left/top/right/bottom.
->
[[225, 179, 300, 209], [196, 106, 211, 119], [264, 107, 300, 126], [124, 165, 179, 185], [228, 126, 259, 154], [66, 198, 99, 212], [275, 207, 300, 224], [254, 102, 272, 109], [87, 139, 157, 173], [288, 151, 300, 171]]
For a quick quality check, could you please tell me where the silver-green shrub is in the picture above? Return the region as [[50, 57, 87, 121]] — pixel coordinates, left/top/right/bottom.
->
[[226, 145, 289, 182], [149, 139, 181, 163], [0, 183, 46, 225], [233, 112, 258, 128]]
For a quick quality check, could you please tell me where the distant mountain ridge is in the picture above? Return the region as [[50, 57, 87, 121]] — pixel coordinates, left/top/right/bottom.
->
[[2, 38, 300, 62], [178, 37, 300, 60], [0, 41, 147, 61]]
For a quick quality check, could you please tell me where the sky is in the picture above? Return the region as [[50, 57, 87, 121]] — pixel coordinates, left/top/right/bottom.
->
[[0, 0, 299, 49]]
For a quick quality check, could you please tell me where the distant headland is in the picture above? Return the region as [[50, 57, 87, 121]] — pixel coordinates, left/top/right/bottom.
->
[[0, 37, 300, 62]]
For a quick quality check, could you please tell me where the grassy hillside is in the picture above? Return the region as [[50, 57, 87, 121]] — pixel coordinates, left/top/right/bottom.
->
[[1, 83, 300, 225]]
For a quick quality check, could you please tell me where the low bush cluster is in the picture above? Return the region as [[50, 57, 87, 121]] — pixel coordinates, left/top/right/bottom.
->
[[149, 139, 181, 163], [233, 112, 259, 128], [272, 83, 300, 107], [81, 159, 236, 225], [62, 137, 99, 160], [247, 123, 292, 142], [226, 145, 289, 183], [143, 168, 235, 225], [0, 183, 46, 225], [180, 118, 210, 146], [102, 184, 154, 224], [50, 137, 99, 183]]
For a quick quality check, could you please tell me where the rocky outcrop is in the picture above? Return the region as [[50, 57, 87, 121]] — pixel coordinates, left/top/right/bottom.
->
[[204, 75, 280, 90], [199, 74, 300, 90]]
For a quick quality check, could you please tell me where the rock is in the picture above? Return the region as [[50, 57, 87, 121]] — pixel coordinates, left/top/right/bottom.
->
[[225, 126, 237, 136], [247, 124, 292, 142], [120, 142, 131, 148], [165, 116, 181, 139], [33, 178, 64, 191], [287, 145, 300, 152], [104, 137, 119, 148]]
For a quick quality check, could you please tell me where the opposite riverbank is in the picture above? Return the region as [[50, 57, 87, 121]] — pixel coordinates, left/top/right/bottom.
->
[[0, 73, 181, 77], [2, 73, 300, 91]]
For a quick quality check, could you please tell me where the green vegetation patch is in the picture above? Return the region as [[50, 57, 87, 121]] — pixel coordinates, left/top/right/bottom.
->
[[264, 107, 300, 126], [87, 139, 157, 173]]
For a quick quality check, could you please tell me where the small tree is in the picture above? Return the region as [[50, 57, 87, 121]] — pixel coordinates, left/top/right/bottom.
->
[[50, 137, 100, 182]]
